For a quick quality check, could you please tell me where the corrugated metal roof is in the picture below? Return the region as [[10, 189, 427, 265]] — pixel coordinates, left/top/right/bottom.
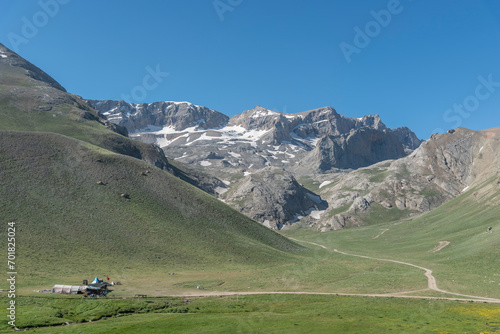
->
[[52, 285, 86, 294]]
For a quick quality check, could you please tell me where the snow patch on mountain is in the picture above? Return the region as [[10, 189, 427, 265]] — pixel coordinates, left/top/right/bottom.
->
[[229, 152, 241, 158], [200, 161, 212, 167], [319, 181, 332, 189], [307, 209, 325, 220], [138, 124, 271, 148], [252, 109, 278, 118]]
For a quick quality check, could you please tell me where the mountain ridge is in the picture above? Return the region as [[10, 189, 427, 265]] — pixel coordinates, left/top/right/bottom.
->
[[313, 126, 500, 231], [89, 99, 423, 229], [89, 100, 422, 172]]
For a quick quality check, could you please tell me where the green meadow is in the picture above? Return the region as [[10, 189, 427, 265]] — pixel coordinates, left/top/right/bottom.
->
[[1, 294, 499, 333]]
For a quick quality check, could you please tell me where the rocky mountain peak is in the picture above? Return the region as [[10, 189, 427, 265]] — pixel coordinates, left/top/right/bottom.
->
[[228, 105, 283, 130], [89, 99, 422, 170], [89, 100, 229, 133], [355, 114, 386, 130]]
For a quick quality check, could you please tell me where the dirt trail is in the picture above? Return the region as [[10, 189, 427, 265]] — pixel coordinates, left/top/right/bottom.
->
[[170, 290, 500, 303], [372, 229, 389, 239], [430, 241, 450, 253], [289, 238, 500, 304]]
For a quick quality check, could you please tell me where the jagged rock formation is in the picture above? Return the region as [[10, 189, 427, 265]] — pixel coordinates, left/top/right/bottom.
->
[[221, 168, 327, 229], [88, 100, 229, 133], [298, 127, 408, 172], [89, 102, 421, 172]]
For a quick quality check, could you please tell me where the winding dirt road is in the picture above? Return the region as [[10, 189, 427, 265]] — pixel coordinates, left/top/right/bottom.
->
[[286, 238, 500, 304], [172, 290, 500, 304], [169, 238, 500, 304]]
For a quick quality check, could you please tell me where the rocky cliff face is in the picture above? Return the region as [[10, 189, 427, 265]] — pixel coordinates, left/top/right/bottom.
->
[[89, 100, 229, 133], [221, 168, 327, 229], [299, 128, 407, 172]]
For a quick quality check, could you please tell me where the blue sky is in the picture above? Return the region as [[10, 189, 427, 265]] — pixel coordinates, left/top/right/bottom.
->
[[1, 0, 499, 139]]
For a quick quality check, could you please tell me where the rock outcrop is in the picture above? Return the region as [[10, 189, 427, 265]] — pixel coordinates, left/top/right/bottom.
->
[[300, 127, 408, 172], [222, 168, 327, 229]]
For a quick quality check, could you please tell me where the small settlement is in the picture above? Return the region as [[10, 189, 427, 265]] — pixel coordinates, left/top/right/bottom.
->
[[52, 277, 114, 297]]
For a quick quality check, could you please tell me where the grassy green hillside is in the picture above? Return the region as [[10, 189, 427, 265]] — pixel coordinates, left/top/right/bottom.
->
[[0, 131, 303, 289]]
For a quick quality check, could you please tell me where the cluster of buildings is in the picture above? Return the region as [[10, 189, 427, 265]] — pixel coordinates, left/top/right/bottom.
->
[[52, 277, 114, 297]]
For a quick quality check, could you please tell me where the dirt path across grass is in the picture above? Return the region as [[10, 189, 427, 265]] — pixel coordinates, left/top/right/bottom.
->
[[287, 237, 500, 304], [172, 290, 500, 304], [429, 241, 450, 253], [372, 228, 389, 239]]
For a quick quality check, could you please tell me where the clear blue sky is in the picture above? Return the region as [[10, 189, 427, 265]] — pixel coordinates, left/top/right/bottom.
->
[[1, 0, 499, 139]]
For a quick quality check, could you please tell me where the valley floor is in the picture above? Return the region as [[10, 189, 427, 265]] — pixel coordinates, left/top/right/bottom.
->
[[3, 193, 500, 333]]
